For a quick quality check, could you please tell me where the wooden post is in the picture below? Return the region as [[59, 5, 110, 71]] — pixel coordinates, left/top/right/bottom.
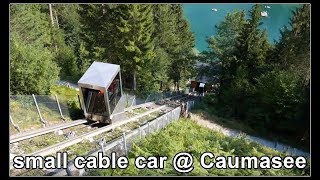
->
[[139, 126, 142, 139], [55, 95, 66, 121], [10, 115, 21, 133], [123, 133, 127, 156], [32, 94, 47, 127]]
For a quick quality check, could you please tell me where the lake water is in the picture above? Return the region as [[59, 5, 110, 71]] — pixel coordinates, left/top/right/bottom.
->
[[182, 3, 302, 52]]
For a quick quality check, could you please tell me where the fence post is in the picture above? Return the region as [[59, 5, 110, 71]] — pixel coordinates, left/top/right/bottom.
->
[[145, 94, 150, 103], [55, 94, 66, 121], [161, 116, 164, 129], [99, 138, 106, 155], [139, 126, 142, 139], [123, 133, 128, 156], [147, 122, 150, 134], [186, 101, 189, 116], [32, 94, 47, 127], [132, 96, 136, 107], [10, 115, 21, 133]]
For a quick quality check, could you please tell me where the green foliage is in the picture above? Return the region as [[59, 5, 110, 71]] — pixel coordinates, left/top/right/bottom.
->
[[231, 4, 271, 83], [273, 4, 310, 83], [254, 70, 305, 133], [87, 119, 309, 176], [167, 5, 196, 91], [67, 96, 84, 119], [200, 4, 310, 150], [51, 27, 80, 80], [50, 85, 84, 119], [113, 4, 156, 92], [10, 4, 60, 95], [77, 4, 196, 94]]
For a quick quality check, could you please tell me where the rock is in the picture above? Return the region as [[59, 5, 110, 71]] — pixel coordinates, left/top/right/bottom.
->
[[10, 144, 24, 155], [55, 130, 64, 135], [64, 131, 76, 139], [66, 163, 85, 176], [125, 129, 131, 133], [87, 137, 94, 142]]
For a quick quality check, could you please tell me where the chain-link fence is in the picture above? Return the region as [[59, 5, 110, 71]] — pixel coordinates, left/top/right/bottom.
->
[[128, 90, 185, 106], [9, 90, 188, 135], [122, 93, 136, 108], [10, 94, 74, 134]]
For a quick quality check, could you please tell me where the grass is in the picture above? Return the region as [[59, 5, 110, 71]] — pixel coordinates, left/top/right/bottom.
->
[[9, 123, 19, 135], [50, 84, 79, 101], [9, 85, 79, 134], [16, 132, 66, 154], [9, 98, 72, 133], [192, 105, 257, 136], [132, 107, 149, 114], [87, 119, 310, 176], [10, 168, 48, 176], [10, 99, 48, 132]]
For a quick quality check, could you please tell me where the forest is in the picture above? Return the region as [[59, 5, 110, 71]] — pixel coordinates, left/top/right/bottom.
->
[[10, 4, 196, 95], [197, 4, 310, 149], [10, 4, 310, 152]]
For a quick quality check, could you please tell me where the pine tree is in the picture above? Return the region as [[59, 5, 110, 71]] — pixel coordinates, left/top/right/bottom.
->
[[233, 4, 271, 83], [151, 4, 176, 90], [78, 4, 107, 69], [214, 4, 271, 118], [204, 11, 246, 86], [112, 4, 155, 92], [167, 4, 196, 91], [273, 4, 310, 83]]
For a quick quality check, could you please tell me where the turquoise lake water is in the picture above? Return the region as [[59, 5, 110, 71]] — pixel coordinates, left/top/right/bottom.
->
[[182, 4, 302, 52]]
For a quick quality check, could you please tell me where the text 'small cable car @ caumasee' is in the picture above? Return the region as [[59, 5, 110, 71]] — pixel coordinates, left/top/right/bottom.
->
[[78, 61, 123, 124]]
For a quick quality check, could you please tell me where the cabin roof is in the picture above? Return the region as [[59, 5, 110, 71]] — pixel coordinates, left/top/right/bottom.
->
[[78, 61, 120, 88]]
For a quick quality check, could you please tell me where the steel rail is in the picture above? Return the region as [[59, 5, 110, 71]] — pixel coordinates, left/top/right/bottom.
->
[[10, 120, 88, 144]]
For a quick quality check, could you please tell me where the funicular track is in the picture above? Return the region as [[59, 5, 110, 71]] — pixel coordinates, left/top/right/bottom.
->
[[10, 94, 185, 144], [9, 93, 196, 175]]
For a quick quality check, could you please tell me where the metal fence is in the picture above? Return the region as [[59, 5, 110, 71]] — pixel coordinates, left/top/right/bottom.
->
[[51, 105, 185, 176], [126, 90, 186, 106], [9, 91, 188, 135], [9, 94, 73, 133]]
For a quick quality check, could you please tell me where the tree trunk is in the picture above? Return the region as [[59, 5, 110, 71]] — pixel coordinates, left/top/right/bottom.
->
[[177, 81, 180, 92], [133, 69, 137, 91], [54, 9, 59, 28], [48, 4, 54, 26]]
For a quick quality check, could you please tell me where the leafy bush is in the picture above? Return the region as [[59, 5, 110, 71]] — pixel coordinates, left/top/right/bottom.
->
[[50, 85, 84, 120], [67, 96, 84, 120], [254, 70, 305, 133]]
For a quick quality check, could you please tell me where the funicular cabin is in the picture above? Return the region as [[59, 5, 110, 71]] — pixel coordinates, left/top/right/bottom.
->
[[78, 61, 123, 124]]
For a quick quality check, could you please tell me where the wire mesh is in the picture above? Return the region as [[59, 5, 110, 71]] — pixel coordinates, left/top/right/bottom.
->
[[9, 94, 80, 134], [10, 95, 43, 132], [34, 95, 67, 126]]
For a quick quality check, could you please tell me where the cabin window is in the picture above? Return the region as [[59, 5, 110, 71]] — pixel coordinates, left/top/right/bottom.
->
[[108, 73, 122, 114], [82, 88, 108, 116]]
